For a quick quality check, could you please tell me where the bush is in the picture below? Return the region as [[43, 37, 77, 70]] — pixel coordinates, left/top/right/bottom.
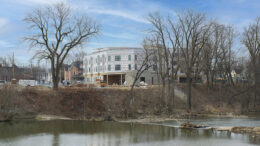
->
[[0, 85, 19, 121]]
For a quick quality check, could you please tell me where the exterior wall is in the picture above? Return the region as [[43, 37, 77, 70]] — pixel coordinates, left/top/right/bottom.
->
[[68, 66, 79, 81], [64, 63, 83, 82], [125, 70, 159, 85], [64, 70, 69, 81], [83, 47, 151, 84]]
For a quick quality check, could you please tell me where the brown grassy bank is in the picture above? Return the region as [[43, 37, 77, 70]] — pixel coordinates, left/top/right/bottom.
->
[[0, 84, 259, 121]]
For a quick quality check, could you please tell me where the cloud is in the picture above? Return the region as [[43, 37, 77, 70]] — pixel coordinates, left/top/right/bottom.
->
[[74, 0, 163, 24], [103, 32, 139, 40], [0, 18, 10, 35], [86, 7, 149, 24], [0, 18, 8, 27], [15, 0, 67, 5], [0, 40, 14, 48]]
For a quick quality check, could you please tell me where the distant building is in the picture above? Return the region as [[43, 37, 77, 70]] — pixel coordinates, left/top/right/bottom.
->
[[231, 68, 248, 83], [0, 64, 43, 82], [83, 47, 158, 85], [64, 61, 84, 83]]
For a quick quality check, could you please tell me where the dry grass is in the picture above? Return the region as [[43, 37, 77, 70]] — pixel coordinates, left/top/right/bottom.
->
[[0, 84, 259, 121]]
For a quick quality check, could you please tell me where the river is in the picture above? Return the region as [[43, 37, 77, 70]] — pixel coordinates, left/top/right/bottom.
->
[[0, 118, 259, 146]]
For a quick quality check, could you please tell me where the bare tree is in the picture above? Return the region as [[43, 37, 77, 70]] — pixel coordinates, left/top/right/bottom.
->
[[202, 22, 222, 87], [124, 41, 153, 117], [148, 13, 168, 108], [66, 51, 87, 64], [147, 12, 180, 111], [241, 17, 260, 107], [172, 10, 211, 112], [219, 25, 236, 86], [202, 23, 236, 87], [24, 2, 100, 90]]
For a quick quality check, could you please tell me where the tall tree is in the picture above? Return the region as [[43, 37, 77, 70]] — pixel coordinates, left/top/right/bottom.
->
[[172, 10, 211, 112], [147, 13, 180, 111], [124, 41, 153, 118], [24, 2, 100, 90], [241, 17, 260, 107]]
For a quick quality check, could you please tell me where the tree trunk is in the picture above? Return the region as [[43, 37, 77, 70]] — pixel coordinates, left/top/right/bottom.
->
[[168, 83, 174, 113], [186, 75, 192, 113], [206, 72, 210, 87], [161, 79, 166, 106], [53, 78, 59, 90], [52, 64, 60, 90]]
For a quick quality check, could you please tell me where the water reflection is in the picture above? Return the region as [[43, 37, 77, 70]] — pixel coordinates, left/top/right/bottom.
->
[[0, 120, 259, 146]]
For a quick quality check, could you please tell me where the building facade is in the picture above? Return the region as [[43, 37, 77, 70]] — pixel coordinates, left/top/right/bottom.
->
[[83, 47, 158, 85], [64, 61, 84, 83]]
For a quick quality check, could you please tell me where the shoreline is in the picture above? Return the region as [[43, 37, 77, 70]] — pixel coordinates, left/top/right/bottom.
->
[[2, 114, 260, 138], [5, 113, 256, 123]]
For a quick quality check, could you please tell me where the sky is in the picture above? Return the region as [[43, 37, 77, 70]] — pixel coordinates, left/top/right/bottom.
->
[[0, 0, 260, 65]]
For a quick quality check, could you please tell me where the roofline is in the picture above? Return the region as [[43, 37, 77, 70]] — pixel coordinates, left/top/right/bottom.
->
[[86, 47, 142, 56]]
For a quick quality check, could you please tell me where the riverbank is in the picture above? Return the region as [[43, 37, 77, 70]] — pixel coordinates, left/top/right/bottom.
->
[[0, 84, 259, 122]]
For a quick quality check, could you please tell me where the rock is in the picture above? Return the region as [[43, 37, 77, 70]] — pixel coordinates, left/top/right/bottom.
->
[[231, 127, 254, 134], [0, 113, 14, 122], [105, 116, 115, 121], [180, 123, 209, 129], [136, 109, 144, 114], [36, 115, 71, 121], [215, 127, 233, 131], [253, 127, 260, 132]]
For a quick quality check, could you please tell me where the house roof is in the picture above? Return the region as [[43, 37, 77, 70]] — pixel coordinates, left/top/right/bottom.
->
[[234, 68, 243, 74]]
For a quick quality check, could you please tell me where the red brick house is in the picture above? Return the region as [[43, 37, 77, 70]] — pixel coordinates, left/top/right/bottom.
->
[[64, 61, 84, 83]]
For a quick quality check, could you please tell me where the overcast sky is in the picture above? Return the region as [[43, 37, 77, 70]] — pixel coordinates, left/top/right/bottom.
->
[[0, 0, 260, 65]]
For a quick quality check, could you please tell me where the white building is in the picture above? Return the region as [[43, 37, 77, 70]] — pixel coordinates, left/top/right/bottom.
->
[[83, 47, 158, 85]]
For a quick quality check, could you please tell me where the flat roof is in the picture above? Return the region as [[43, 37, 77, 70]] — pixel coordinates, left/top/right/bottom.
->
[[87, 47, 142, 56]]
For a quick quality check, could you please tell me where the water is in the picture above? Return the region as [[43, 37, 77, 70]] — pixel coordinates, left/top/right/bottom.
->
[[0, 120, 259, 146], [154, 117, 260, 127]]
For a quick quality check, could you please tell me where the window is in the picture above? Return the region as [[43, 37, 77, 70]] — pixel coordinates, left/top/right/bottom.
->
[[153, 65, 157, 71], [108, 56, 111, 61], [102, 55, 105, 63], [115, 55, 121, 61], [135, 55, 137, 60], [135, 64, 137, 70], [115, 64, 121, 71], [128, 55, 131, 61], [108, 65, 111, 71], [128, 64, 131, 70]]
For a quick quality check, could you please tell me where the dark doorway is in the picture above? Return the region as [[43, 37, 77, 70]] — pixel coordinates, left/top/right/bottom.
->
[[179, 77, 187, 83], [140, 77, 145, 82]]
